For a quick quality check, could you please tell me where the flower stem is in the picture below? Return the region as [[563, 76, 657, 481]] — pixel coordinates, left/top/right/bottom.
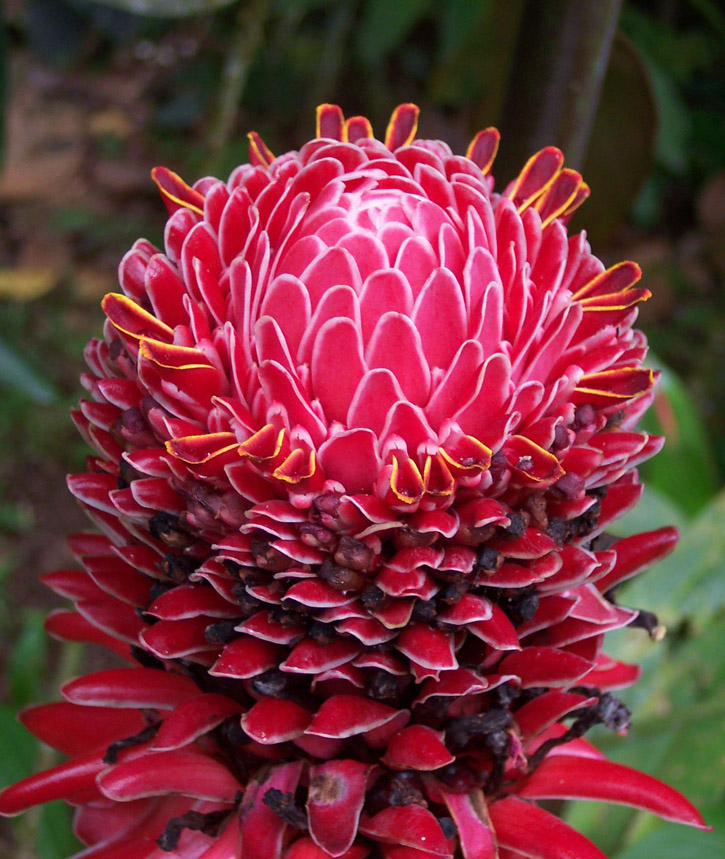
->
[[495, 0, 622, 179], [205, 0, 269, 174]]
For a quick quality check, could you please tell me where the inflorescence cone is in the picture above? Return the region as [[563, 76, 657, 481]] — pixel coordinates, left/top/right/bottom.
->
[[0, 104, 710, 859]]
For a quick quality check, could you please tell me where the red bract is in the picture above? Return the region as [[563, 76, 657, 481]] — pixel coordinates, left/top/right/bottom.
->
[[0, 104, 710, 857]]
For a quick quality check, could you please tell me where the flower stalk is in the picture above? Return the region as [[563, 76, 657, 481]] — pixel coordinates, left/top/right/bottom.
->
[[496, 0, 623, 176]]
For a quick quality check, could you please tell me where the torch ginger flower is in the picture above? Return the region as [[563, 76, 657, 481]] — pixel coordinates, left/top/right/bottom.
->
[[0, 104, 710, 858]]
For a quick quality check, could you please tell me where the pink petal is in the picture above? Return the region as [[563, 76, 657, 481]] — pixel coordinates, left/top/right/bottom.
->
[[44, 610, 133, 660], [306, 695, 405, 738], [210, 637, 282, 679], [437, 594, 493, 625], [260, 275, 312, 359], [301, 246, 361, 309], [0, 751, 105, 815], [441, 791, 497, 859], [153, 694, 244, 750], [396, 624, 457, 670], [489, 795, 607, 859], [311, 317, 367, 423], [255, 315, 298, 375], [242, 698, 312, 743], [412, 268, 467, 370], [337, 231, 389, 282], [359, 805, 452, 857], [335, 617, 397, 646], [373, 597, 415, 629], [359, 269, 413, 343], [147, 583, 236, 620], [596, 526, 679, 593], [414, 668, 489, 705], [363, 710, 411, 749], [61, 668, 200, 709], [454, 353, 511, 443], [237, 610, 306, 645], [285, 838, 367, 859], [365, 313, 431, 406], [258, 361, 326, 444], [497, 647, 593, 688], [517, 595, 578, 638], [239, 761, 305, 859], [347, 369, 407, 436], [98, 750, 242, 802], [140, 617, 220, 659], [491, 528, 558, 560], [19, 702, 144, 757], [41, 569, 106, 602], [467, 604, 521, 651], [514, 691, 597, 739], [284, 580, 358, 609], [382, 725, 454, 771], [307, 760, 373, 856], [318, 429, 381, 494], [579, 653, 641, 690], [394, 236, 438, 300], [518, 756, 711, 830], [281, 637, 360, 674], [102, 292, 173, 346]]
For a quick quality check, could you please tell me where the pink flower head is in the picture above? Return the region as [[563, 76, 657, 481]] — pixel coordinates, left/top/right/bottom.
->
[[0, 104, 709, 858]]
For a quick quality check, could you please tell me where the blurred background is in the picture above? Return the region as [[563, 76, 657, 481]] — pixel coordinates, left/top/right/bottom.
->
[[0, 0, 723, 856]]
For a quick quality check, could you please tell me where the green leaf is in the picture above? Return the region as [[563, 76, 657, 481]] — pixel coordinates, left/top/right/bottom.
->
[[609, 484, 688, 538], [620, 488, 725, 628], [0, 706, 37, 784], [639, 360, 720, 514], [569, 33, 657, 245], [0, 498, 34, 534], [356, 0, 432, 67], [567, 489, 725, 851], [0, 334, 60, 405], [86, 0, 240, 16], [647, 61, 692, 174], [429, 0, 522, 116], [37, 802, 83, 859], [9, 610, 48, 708], [0, 704, 82, 856], [614, 823, 725, 859]]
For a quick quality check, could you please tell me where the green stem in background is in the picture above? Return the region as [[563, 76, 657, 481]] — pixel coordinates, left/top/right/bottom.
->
[[309, 0, 357, 113], [13, 641, 85, 859], [495, 0, 622, 181], [205, 0, 269, 175]]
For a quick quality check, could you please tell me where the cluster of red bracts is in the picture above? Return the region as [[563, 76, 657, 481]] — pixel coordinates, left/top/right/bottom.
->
[[0, 105, 710, 858]]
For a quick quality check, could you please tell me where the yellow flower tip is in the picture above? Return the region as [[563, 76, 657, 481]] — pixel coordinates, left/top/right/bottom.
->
[[466, 127, 500, 175], [389, 455, 424, 504], [247, 131, 275, 168], [100, 292, 119, 314], [384, 103, 420, 150], [273, 449, 316, 484], [151, 165, 205, 216], [316, 104, 346, 141], [137, 338, 153, 361], [625, 260, 643, 284], [509, 146, 564, 210], [345, 116, 374, 143]]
